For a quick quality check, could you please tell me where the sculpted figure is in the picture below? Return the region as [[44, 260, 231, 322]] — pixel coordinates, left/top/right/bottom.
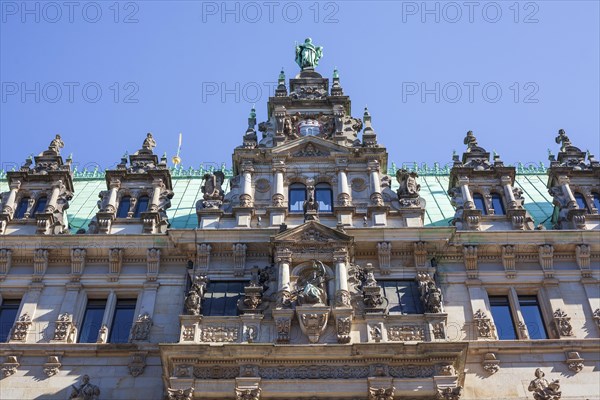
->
[[201, 172, 225, 201], [528, 368, 561, 400], [396, 169, 420, 198], [297, 260, 328, 305], [303, 185, 319, 221], [142, 133, 156, 151], [49, 134, 65, 153], [295, 38, 323, 69], [463, 130, 478, 149], [424, 281, 443, 313], [69, 375, 100, 400], [184, 275, 208, 315], [369, 387, 394, 400], [554, 129, 571, 151]]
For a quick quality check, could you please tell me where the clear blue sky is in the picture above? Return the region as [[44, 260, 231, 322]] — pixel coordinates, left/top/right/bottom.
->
[[1, 1, 599, 172]]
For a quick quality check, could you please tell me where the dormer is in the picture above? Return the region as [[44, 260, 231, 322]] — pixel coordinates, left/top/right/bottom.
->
[[88, 133, 174, 234], [448, 131, 534, 231], [0, 135, 74, 235], [197, 39, 426, 230], [547, 129, 600, 230]]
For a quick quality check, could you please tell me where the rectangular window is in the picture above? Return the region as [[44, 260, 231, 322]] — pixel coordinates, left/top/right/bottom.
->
[[0, 300, 20, 342], [79, 300, 106, 343], [109, 299, 136, 343], [202, 281, 244, 316], [489, 296, 517, 340], [519, 296, 548, 339], [380, 281, 423, 314]]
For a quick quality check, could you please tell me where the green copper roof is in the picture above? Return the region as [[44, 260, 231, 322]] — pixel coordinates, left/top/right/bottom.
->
[[0, 167, 555, 233]]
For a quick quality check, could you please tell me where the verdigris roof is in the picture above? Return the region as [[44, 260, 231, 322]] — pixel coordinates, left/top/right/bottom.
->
[[0, 163, 554, 233]]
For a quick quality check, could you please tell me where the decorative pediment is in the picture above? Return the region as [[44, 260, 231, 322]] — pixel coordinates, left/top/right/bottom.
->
[[271, 136, 350, 158], [272, 221, 353, 245]]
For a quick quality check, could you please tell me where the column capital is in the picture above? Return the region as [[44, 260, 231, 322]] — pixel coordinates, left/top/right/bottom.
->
[[275, 247, 292, 263], [367, 160, 380, 172], [108, 178, 121, 189], [9, 180, 21, 190], [500, 175, 512, 185], [458, 176, 470, 185], [333, 247, 349, 263]]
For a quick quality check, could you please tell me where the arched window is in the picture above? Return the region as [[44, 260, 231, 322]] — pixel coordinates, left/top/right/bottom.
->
[[116, 196, 131, 218], [288, 183, 306, 213], [31, 197, 47, 217], [574, 192, 588, 212], [473, 193, 487, 215], [14, 197, 30, 219], [592, 193, 600, 214], [133, 195, 149, 218], [491, 193, 505, 215], [315, 183, 333, 212]]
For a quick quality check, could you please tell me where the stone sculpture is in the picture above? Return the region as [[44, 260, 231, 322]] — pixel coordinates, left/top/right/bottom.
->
[[184, 275, 208, 315], [295, 38, 323, 70], [69, 375, 100, 400], [142, 133, 156, 151], [528, 368, 561, 400], [297, 260, 328, 305], [199, 171, 225, 209]]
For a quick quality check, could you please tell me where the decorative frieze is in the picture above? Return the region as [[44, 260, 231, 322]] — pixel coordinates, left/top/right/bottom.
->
[[481, 352, 500, 374], [553, 309, 573, 337], [377, 242, 391, 274], [565, 351, 584, 373], [200, 326, 239, 342], [52, 313, 74, 342], [369, 386, 395, 400], [43, 355, 62, 377], [501, 245, 516, 279], [130, 312, 153, 341], [575, 244, 591, 277], [128, 351, 148, 377], [108, 248, 123, 282], [528, 368, 561, 400], [473, 309, 494, 338], [70, 248, 86, 281], [1, 355, 20, 378], [538, 245, 554, 278], [232, 243, 247, 277], [33, 249, 49, 282], [10, 313, 31, 341], [386, 325, 424, 341], [463, 245, 478, 279], [0, 249, 12, 280], [146, 248, 160, 281]]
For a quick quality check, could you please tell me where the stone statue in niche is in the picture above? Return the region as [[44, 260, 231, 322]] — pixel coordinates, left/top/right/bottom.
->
[[528, 368, 561, 400], [297, 260, 328, 306], [303, 185, 319, 222], [69, 375, 100, 400], [199, 171, 225, 209], [184, 275, 208, 315]]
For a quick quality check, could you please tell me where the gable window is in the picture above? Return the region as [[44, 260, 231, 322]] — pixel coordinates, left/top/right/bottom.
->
[[133, 195, 149, 218], [116, 196, 131, 218], [491, 193, 505, 215], [108, 299, 136, 343], [79, 299, 106, 343], [592, 192, 600, 213], [31, 196, 47, 217], [202, 281, 244, 316], [380, 280, 423, 314], [0, 299, 21, 342], [473, 193, 487, 215], [315, 183, 333, 213], [289, 183, 306, 213], [14, 197, 30, 219], [574, 192, 588, 212]]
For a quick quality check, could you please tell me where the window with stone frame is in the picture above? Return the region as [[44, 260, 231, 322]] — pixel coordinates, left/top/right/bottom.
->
[[108, 298, 137, 343], [472, 193, 487, 215], [380, 280, 423, 314], [288, 183, 306, 213], [488, 293, 549, 340], [133, 195, 149, 218], [202, 281, 245, 316], [315, 182, 333, 213], [78, 299, 106, 343], [0, 299, 21, 342], [116, 195, 132, 218], [490, 193, 506, 215], [592, 192, 600, 213], [13, 197, 30, 219], [573, 192, 590, 213], [31, 196, 47, 217], [77, 294, 139, 343]]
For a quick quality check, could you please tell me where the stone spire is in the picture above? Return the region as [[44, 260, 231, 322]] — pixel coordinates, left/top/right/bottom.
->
[[330, 68, 344, 96], [362, 107, 378, 147]]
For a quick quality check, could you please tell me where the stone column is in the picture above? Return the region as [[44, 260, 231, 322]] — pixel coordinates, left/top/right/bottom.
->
[[272, 160, 286, 207], [1, 180, 21, 214], [368, 160, 383, 206], [558, 175, 576, 207], [150, 178, 164, 211], [105, 179, 121, 212], [239, 162, 254, 207], [336, 162, 350, 206], [45, 180, 63, 212], [458, 176, 474, 209], [333, 249, 351, 309], [501, 176, 517, 208], [276, 248, 292, 293]]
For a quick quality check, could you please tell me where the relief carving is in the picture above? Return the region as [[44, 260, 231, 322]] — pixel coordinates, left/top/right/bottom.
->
[[368, 386, 394, 400], [1, 355, 20, 378], [167, 388, 194, 400], [69, 375, 100, 400], [10, 313, 31, 341], [235, 388, 261, 400], [386, 325, 424, 341], [553, 309, 573, 337], [43, 355, 62, 377], [53, 313, 74, 342], [200, 326, 239, 342], [473, 309, 494, 338], [482, 352, 500, 374], [528, 368, 561, 400], [130, 312, 152, 341]]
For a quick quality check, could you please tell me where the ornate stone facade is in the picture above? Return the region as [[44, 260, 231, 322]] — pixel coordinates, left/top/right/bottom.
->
[[0, 39, 598, 400]]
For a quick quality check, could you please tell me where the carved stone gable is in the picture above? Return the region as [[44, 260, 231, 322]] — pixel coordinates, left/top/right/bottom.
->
[[272, 220, 353, 246]]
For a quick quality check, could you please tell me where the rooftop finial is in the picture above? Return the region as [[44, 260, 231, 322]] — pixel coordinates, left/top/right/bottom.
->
[[295, 38, 323, 70], [278, 68, 285, 84], [333, 67, 339, 79], [172, 133, 183, 166]]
